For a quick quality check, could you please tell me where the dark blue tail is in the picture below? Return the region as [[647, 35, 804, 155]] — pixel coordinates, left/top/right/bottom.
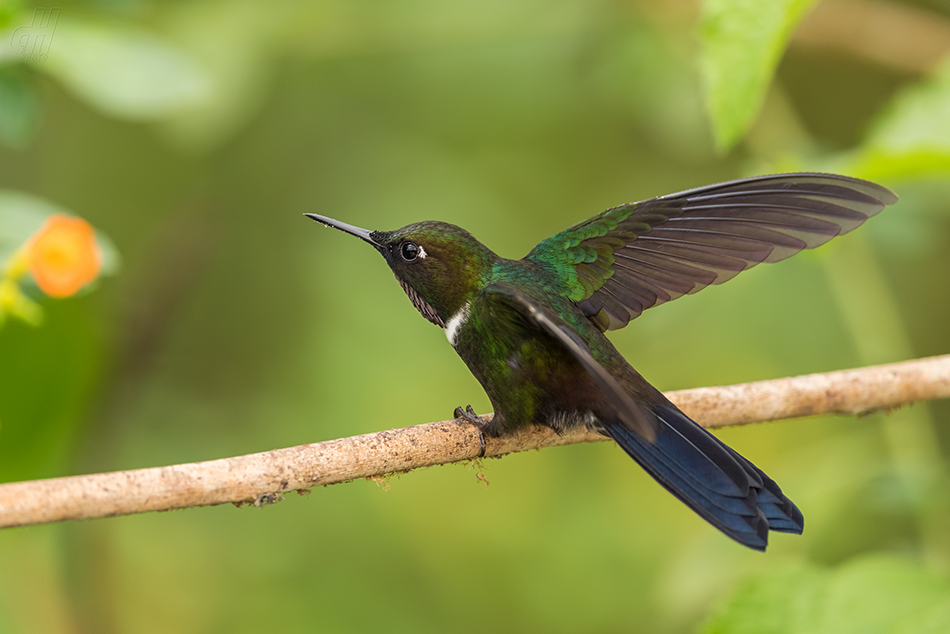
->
[[603, 404, 803, 550]]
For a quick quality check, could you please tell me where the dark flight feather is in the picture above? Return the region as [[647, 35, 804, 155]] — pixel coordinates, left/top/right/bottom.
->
[[527, 173, 898, 331]]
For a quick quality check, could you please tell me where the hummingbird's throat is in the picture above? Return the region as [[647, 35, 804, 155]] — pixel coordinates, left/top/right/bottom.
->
[[397, 276, 446, 327]]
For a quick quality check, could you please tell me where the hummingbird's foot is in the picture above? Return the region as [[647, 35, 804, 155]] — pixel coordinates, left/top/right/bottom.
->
[[454, 404, 487, 458]]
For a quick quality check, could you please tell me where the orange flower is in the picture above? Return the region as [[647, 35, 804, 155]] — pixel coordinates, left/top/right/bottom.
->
[[27, 214, 102, 298]]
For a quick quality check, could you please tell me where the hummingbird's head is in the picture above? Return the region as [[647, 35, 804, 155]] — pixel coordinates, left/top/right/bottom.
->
[[306, 215, 497, 328]]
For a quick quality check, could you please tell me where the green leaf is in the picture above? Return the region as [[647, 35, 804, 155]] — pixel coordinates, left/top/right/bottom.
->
[[0, 300, 103, 482], [843, 55, 950, 181], [0, 189, 67, 258], [702, 555, 950, 634], [158, 1, 272, 151], [0, 64, 41, 148], [702, 565, 826, 634], [699, 0, 819, 151], [0, 1, 20, 32], [37, 19, 211, 120], [869, 58, 950, 154]]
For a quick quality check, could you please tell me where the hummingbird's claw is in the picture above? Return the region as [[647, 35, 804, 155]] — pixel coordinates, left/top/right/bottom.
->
[[454, 404, 487, 458]]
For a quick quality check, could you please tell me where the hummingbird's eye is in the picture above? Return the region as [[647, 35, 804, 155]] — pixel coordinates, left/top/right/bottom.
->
[[401, 242, 420, 261]]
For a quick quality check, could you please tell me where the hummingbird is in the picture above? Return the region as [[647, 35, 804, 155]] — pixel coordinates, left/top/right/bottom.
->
[[306, 173, 897, 550]]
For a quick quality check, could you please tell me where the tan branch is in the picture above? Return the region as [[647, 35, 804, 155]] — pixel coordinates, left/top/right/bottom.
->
[[1, 354, 949, 529]]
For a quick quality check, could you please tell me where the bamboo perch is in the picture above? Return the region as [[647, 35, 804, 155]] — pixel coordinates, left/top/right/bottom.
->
[[1, 354, 949, 530]]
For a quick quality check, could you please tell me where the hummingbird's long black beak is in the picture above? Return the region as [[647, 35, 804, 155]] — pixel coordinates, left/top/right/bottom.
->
[[305, 213, 382, 248]]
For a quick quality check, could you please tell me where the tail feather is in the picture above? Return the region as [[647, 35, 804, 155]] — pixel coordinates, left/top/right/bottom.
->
[[761, 517, 804, 533], [606, 423, 768, 547], [721, 443, 804, 533], [603, 404, 803, 550]]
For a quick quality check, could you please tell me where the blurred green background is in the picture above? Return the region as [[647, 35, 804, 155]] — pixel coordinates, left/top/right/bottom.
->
[[1, 0, 950, 632]]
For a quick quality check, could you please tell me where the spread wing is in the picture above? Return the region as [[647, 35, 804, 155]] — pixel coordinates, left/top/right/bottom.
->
[[525, 173, 898, 331], [482, 284, 656, 440]]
